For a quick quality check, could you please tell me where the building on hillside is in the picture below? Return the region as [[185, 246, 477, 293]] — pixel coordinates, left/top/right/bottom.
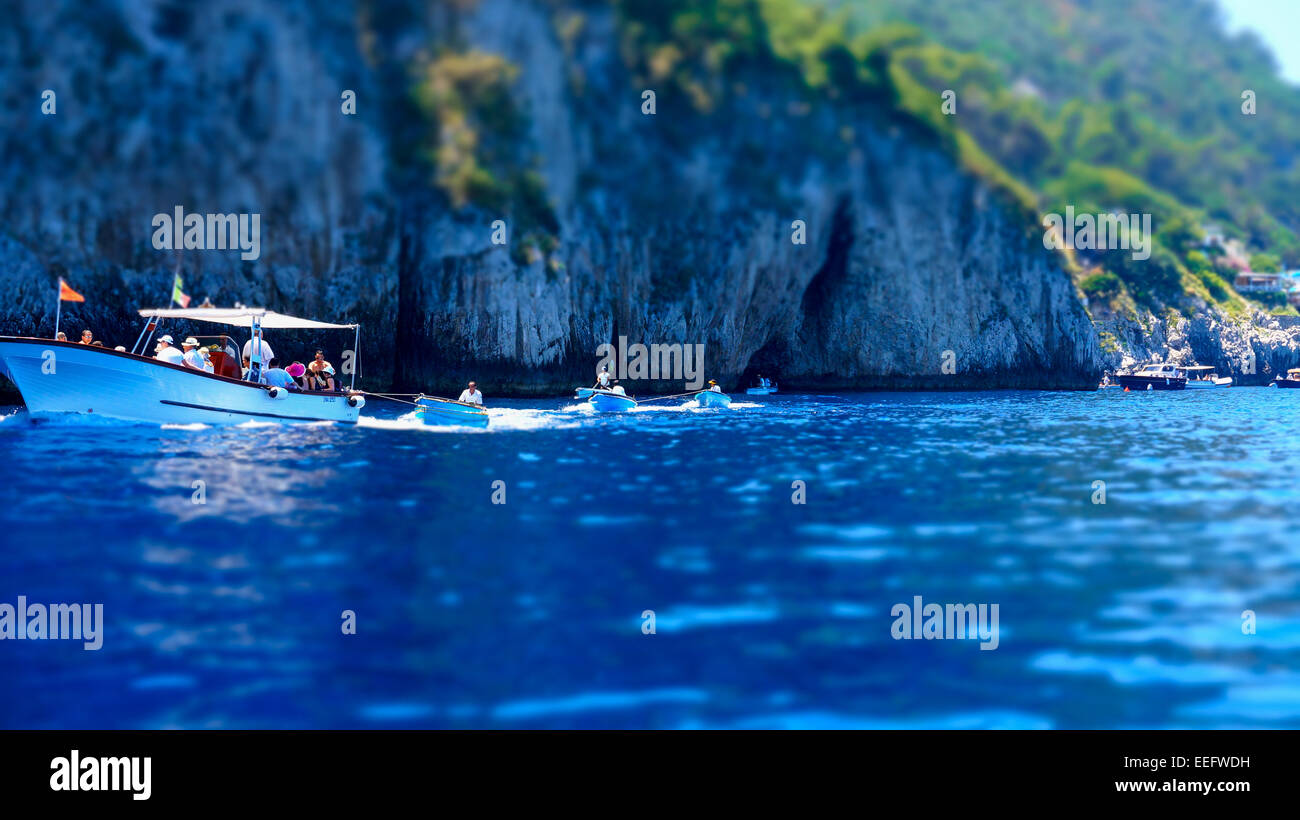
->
[[1235, 271, 1283, 291]]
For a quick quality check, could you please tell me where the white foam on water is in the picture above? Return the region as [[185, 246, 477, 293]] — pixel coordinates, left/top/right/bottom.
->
[[235, 419, 284, 429], [488, 407, 582, 431], [356, 407, 583, 433], [160, 423, 211, 431], [356, 413, 441, 432]]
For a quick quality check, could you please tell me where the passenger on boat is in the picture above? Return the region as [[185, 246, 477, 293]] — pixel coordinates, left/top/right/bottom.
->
[[458, 381, 483, 404], [114, 345, 126, 352], [242, 337, 274, 366], [286, 362, 308, 388], [308, 350, 333, 381], [92, 341, 105, 347], [260, 358, 298, 390], [181, 337, 213, 372], [611, 381, 627, 396], [79, 329, 94, 345], [55, 332, 67, 341], [306, 364, 336, 392], [241, 355, 252, 380], [154, 335, 185, 365]]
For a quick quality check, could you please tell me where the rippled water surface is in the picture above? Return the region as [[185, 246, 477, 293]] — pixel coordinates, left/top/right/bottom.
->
[[2, 389, 1298, 728]]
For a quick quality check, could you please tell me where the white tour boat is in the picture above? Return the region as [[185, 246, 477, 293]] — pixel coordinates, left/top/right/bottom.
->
[[0, 307, 366, 425]]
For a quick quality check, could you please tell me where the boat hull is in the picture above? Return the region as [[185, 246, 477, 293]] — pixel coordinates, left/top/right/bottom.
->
[[1275, 378, 1300, 389], [1117, 375, 1186, 391], [695, 390, 732, 408], [589, 391, 637, 412], [414, 396, 489, 428], [745, 387, 777, 395], [0, 337, 361, 424]]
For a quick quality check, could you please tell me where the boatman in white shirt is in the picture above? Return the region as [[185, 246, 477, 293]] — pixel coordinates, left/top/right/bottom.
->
[[458, 381, 483, 405], [595, 364, 611, 389], [242, 337, 275, 367], [154, 334, 185, 365], [181, 337, 213, 372]]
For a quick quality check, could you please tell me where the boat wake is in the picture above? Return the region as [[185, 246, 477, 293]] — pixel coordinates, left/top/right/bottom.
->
[[357, 407, 584, 433]]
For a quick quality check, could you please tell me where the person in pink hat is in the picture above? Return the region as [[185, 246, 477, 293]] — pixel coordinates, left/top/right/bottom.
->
[[286, 361, 308, 389]]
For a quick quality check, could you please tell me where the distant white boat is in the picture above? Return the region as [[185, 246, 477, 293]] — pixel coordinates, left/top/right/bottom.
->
[[0, 307, 365, 425], [1183, 365, 1233, 388]]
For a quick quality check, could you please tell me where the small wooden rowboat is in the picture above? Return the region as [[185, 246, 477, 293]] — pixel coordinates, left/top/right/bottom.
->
[[694, 390, 732, 408], [414, 394, 489, 428], [588, 389, 637, 412]]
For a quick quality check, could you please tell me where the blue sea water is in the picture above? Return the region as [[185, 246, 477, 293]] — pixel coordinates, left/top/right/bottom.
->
[[2, 389, 1299, 729]]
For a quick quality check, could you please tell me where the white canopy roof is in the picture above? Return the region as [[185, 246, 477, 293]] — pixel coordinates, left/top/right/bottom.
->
[[138, 308, 357, 330]]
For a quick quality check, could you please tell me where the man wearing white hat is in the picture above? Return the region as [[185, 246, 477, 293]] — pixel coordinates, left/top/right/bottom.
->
[[154, 334, 185, 365], [181, 337, 213, 372]]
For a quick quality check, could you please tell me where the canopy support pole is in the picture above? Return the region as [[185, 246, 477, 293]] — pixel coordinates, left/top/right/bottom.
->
[[249, 317, 264, 384], [130, 318, 154, 356], [350, 325, 359, 392], [138, 282, 178, 356]]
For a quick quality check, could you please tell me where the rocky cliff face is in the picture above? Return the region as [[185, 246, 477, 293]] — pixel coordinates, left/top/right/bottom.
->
[[0, 0, 1103, 397]]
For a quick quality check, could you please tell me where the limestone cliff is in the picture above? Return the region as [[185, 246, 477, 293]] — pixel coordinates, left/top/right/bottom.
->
[[0, 0, 1102, 397]]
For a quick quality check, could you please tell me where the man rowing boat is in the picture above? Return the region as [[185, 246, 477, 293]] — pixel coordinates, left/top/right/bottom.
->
[[458, 381, 483, 405]]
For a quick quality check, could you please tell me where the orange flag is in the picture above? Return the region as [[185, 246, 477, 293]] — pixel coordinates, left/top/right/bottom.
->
[[58, 278, 85, 302]]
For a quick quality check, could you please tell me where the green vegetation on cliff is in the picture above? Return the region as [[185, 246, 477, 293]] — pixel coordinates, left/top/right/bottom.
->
[[825, 0, 1300, 313]]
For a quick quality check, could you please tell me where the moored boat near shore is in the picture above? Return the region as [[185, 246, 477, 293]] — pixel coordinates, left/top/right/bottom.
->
[[1183, 365, 1233, 388], [1117, 363, 1187, 391], [1271, 368, 1300, 388]]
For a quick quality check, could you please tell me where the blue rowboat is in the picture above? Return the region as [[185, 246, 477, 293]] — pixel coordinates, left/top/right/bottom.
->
[[414, 395, 489, 428], [589, 390, 637, 412], [745, 386, 777, 395], [694, 390, 731, 408]]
